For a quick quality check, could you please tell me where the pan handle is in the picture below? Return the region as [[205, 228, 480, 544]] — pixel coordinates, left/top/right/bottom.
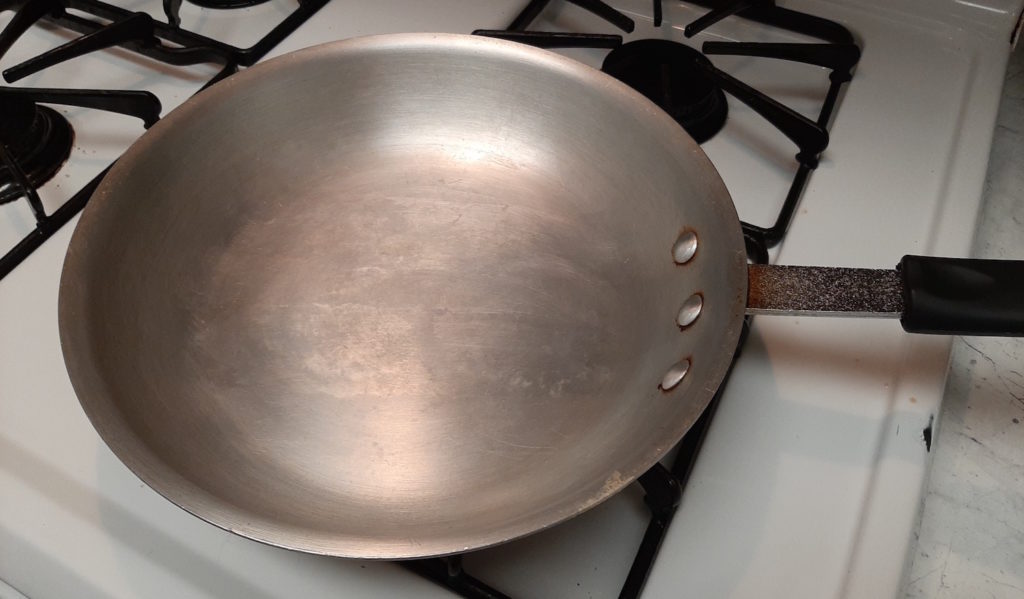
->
[[899, 255, 1024, 336], [745, 255, 1024, 336]]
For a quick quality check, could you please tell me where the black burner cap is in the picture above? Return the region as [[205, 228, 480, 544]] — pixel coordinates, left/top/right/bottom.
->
[[0, 97, 74, 204], [186, 0, 270, 9], [601, 40, 727, 144]]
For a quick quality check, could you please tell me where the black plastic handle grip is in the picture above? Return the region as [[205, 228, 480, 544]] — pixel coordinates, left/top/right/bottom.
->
[[899, 255, 1024, 336]]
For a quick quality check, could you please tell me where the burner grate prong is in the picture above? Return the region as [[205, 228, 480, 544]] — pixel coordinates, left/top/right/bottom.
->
[[693, 59, 828, 167], [0, 0, 62, 61], [162, 0, 182, 27], [3, 12, 229, 83], [0, 143, 45, 219], [683, 0, 764, 38], [5, 12, 157, 82], [0, 86, 162, 127], [401, 556, 512, 599], [703, 41, 861, 83], [506, 0, 634, 33]]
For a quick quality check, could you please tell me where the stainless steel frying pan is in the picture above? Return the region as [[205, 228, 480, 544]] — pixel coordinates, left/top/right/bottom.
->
[[58, 34, 1024, 560]]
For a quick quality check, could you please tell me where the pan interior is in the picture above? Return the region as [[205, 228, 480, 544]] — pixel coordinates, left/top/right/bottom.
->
[[58, 35, 747, 558]]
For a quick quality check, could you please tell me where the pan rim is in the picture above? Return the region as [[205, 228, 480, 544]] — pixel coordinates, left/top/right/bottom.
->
[[57, 32, 748, 559]]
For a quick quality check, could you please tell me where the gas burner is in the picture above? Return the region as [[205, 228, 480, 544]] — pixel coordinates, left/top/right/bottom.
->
[[0, 97, 73, 204], [601, 40, 727, 144], [185, 0, 270, 8]]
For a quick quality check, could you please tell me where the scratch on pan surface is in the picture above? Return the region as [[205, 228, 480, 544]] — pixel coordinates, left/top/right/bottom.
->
[[601, 470, 626, 495]]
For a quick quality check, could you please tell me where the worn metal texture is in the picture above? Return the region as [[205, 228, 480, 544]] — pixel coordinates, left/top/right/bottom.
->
[[747, 264, 904, 317], [57, 34, 749, 559]]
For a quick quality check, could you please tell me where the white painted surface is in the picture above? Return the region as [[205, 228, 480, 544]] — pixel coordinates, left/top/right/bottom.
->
[[905, 43, 1024, 599], [0, 1, 1021, 598]]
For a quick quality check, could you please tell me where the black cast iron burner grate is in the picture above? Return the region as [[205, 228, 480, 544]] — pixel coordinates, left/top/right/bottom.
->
[[475, 0, 860, 250], [0, 0, 329, 69], [0, 0, 332, 280]]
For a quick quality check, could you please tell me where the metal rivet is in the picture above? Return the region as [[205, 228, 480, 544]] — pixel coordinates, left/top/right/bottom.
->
[[659, 359, 691, 391], [676, 294, 703, 328], [672, 231, 698, 264]]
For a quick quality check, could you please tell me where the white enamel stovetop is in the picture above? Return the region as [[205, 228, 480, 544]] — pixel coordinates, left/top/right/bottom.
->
[[1, 1, 1022, 598]]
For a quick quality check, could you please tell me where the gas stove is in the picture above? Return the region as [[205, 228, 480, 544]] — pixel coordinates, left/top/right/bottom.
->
[[1, 1, 1021, 598]]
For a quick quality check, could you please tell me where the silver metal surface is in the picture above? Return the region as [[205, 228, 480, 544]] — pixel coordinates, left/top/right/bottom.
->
[[659, 359, 691, 391], [58, 34, 749, 559], [672, 230, 699, 264], [676, 293, 704, 328], [746, 264, 904, 317]]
